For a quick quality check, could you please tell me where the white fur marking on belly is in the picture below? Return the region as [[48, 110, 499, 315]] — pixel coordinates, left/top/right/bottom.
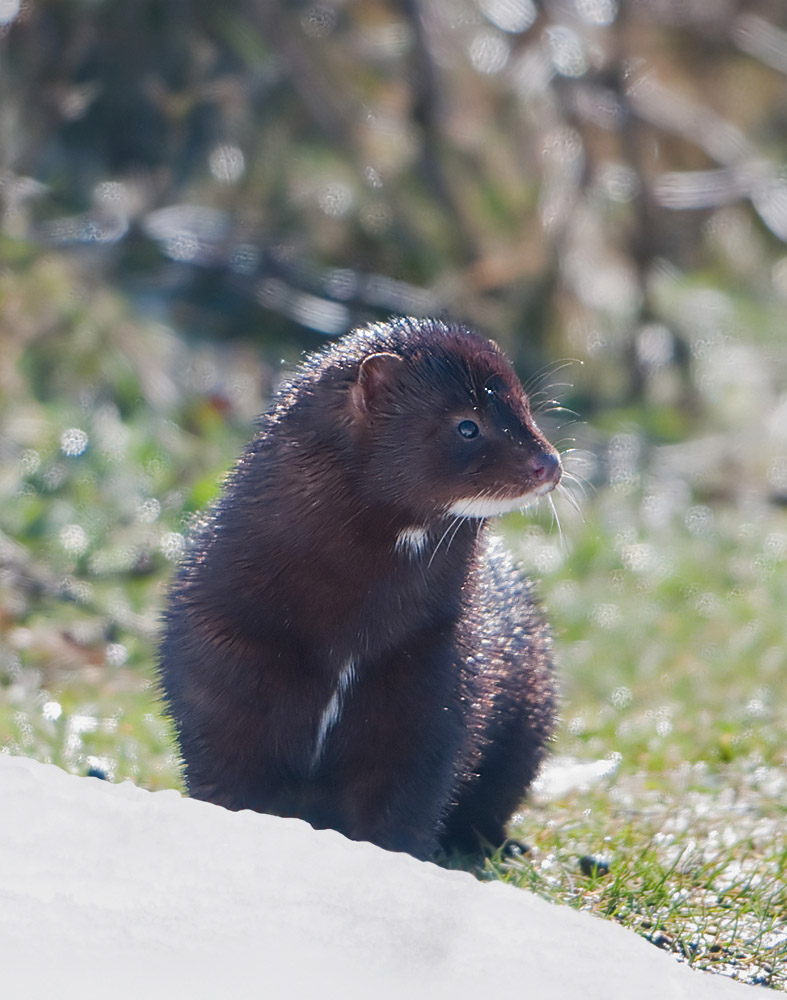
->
[[395, 526, 428, 556], [311, 659, 357, 771]]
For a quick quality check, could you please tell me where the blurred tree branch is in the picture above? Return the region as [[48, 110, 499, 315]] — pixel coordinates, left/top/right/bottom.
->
[[1, 0, 786, 400]]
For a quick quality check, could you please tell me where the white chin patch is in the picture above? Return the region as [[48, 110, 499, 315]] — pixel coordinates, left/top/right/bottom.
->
[[395, 526, 429, 556], [447, 488, 546, 519]]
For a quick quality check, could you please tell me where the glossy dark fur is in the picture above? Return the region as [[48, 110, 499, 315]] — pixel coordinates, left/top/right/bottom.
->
[[159, 318, 560, 861]]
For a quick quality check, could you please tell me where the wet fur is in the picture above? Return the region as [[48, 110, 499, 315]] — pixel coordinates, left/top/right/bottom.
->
[[159, 318, 558, 860]]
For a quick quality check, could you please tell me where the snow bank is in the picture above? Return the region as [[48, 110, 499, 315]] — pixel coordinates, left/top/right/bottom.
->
[[0, 754, 762, 1000]]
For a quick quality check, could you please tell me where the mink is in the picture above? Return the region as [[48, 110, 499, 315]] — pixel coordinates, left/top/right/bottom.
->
[[159, 317, 561, 861]]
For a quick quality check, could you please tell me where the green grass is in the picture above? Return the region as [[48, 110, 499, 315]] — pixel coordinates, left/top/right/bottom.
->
[[488, 495, 787, 989], [495, 765, 786, 989]]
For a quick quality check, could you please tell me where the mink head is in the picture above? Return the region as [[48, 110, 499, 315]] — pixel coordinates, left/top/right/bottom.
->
[[345, 321, 561, 524]]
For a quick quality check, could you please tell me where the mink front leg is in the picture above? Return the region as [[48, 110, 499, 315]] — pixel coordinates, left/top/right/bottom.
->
[[326, 638, 465, 860]]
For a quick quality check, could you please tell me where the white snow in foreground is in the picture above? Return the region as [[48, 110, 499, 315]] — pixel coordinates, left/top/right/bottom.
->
[[0, 754, 765, 1000]]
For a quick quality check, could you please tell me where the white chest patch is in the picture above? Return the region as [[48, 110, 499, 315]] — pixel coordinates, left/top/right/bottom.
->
[[310, 659, 357, 772], [395, 526, 429, 557]]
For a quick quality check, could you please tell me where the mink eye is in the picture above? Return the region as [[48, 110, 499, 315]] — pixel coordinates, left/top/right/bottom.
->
[[457, 419, 479, 439]]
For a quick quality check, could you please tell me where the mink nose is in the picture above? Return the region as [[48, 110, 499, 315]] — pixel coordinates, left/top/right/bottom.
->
[[528, 451, 561, 486]]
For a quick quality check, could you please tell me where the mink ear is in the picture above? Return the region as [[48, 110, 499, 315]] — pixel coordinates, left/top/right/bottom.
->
[[350, 352, 404, 417]]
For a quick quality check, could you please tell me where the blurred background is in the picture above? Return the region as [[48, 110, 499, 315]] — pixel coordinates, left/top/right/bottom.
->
[[1, 1, 785, 802]]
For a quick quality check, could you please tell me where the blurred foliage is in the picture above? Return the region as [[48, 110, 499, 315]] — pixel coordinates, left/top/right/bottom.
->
[[1, 1, 786, 983], [0, 252, 263, 785], [2, 1, 787, 387]]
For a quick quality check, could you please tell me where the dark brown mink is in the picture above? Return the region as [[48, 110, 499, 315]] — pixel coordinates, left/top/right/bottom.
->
[[159, 317, 562, 861]]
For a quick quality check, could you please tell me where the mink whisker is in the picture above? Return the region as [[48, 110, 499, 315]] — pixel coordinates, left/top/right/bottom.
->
[[547, 493, 565, 548], [556, 482, 585, 520], [444, 515, 468, 555], [535, 404, 580, 419], [522, 360, 579, 398], [560, 470, 595, 499], [428, 513, 465, 568]]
